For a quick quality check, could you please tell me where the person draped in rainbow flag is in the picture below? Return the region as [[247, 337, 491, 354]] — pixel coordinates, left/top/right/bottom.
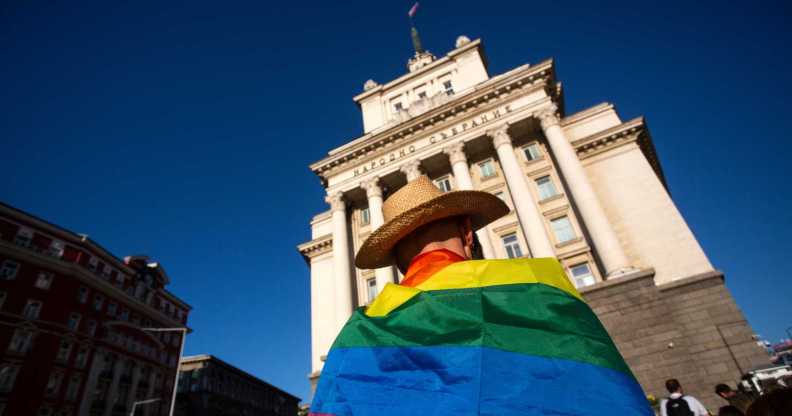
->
[[310, 175, 652, 416]]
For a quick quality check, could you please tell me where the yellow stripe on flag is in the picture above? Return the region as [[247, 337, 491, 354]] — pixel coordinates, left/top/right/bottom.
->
[[365, 258, 581, 317]]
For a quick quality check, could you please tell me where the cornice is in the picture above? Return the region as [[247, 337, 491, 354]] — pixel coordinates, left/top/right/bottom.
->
[[0, 203, 136, 275], [297, 234, 333, 264], [311, 59, 558, 183], [352, 39, 484, 103], [560, 102, 613, 127], [0, 240, 190, 330], [572, 117, 667, 187]]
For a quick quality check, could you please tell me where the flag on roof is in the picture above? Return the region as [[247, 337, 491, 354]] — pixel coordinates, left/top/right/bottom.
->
[[309, 258, 652, 416], [408, 2, 419, 18]]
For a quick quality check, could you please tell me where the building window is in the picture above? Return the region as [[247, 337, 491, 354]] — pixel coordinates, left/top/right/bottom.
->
[[570, 263, 596, 288], [366, 278, 377, 303], [443, 80, 454, 96], [87, 256, 98, 272], [35, 271, 54, 290], [67, 313, 81, 331], [107, 302, 117, 317], [65, 376, 81, 401], [550, 216, 576, 243], [478, 160, 496, 179], [56, 341, 72, 363], [393, 102, 404, 112], [47, 240, 65, 258], [7, 329, 34, 354], [75, 347, 89, 369], [86, 321, 97, 337], [434, 176, 452, 193], [501, 233, 523, 259], [535, 175, 559, 200], [523, 143, 541, 161], [0, 292, 5, 310], [0, 365, 19, 393], [0, 261, 19, 280], [45, 372, 63, 397], [93, 295, 104, 312], [418, 91, 427, 99], [361, 208, 371, 226], [120, 308, 129, 321], [14, 228, 33, 248], [38, 407, 54, 416], [23, 300, 42, 320], [77, 286, 89, 304]]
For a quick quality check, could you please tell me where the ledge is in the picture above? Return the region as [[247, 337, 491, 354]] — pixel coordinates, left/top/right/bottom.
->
[[578, 267, 656, 295], [657, 269, 724, 292]]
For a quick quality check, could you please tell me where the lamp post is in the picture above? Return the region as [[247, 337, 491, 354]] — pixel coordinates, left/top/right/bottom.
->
[[142, 327, 187, 416], [130, 398, 161, 416]]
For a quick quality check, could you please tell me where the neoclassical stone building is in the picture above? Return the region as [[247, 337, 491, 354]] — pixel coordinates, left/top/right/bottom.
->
[[298, 35, 768, 409]]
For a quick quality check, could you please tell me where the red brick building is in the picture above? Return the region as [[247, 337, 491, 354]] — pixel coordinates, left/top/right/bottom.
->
[[0, 202, 191, 416]]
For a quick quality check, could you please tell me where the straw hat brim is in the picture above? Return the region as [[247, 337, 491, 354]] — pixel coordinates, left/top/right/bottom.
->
[[354, 190, 509, 269]]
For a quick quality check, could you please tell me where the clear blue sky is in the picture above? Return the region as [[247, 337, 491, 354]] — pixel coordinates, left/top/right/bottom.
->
[[2, 0, 791, 402]]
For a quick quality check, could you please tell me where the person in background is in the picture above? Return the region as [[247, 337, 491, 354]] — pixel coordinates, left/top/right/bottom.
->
[[716, 383, 753, 414], [745, 388, 792, 416], [660, 378, 711, 416]]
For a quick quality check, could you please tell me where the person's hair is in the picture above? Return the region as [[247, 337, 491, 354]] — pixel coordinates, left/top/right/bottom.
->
[[746, 388, 792, 416], [666, 378, 682, 394], [717, 384, 734, 395], [718, 405, 745, 416]]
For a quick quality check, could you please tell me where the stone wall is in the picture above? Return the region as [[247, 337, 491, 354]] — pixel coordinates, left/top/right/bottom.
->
[[582, 270, 770, 411]]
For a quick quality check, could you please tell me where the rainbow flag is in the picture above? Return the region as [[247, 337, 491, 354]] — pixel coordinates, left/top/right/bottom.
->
[[310, 258, 652, 415]]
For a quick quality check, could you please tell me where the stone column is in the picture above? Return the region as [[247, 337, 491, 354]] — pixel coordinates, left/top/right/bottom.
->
[[538, 104, 632, 276], [103, 357, 123, 416], [444, 142, 496, 259], [78, 348, 104, 416], [142, 369, 156, 416], [327, 192, 353, 332], [361, 177, 396, 292], [125, 363, 142, 411], [488, 124, 555, 258], [400, 159, 423, 181]]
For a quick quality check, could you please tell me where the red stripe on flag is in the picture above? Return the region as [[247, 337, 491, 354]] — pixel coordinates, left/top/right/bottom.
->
[[408, 2, 419, 18]]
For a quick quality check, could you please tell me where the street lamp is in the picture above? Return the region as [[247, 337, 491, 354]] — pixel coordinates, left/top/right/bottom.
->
[[130, 398, 161, 416], [142, 327, 187, 416]]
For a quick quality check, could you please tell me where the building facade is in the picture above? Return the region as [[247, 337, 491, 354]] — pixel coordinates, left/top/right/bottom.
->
[[298, 35, 771, 409], [176, 355, 299, 416], [0, 202, 191, 416]]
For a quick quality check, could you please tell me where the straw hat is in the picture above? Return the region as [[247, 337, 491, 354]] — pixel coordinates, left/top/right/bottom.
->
[[355, 175, 509, 269]]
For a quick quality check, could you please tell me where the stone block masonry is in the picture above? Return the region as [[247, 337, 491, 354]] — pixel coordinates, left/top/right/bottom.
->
[[582, 270, 769, 411]]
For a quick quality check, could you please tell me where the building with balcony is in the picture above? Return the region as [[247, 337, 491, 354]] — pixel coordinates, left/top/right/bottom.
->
[[297, 35, 770, 409], [175, 355, 299, 416], [0, 202, 191, 416]]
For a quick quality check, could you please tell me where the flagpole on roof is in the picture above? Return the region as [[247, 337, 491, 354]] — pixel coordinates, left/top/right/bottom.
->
[[408, 2, 424, 54]]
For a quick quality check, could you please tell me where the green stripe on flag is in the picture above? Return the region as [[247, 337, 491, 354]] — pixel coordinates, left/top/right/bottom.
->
[[334, 283, 631, 375]]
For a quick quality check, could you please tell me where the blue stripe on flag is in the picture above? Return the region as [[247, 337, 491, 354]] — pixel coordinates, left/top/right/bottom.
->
[[311, 346, 651, 416]]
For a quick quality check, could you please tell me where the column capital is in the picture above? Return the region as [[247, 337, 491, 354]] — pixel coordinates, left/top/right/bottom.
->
[[325, 192, 346, 212], [537, 103, 560, 130], [400, 159, 423, 181], [488, 123, 513, 149], [443, 142, 468, 165], [361, 176, 382, 199]]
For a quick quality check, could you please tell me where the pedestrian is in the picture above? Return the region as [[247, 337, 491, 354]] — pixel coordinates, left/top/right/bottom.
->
[[660, 378, 710, 416], [745, 387, 792, 416], [716, 383, 753, 414], [308, 176, 653, 415]]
